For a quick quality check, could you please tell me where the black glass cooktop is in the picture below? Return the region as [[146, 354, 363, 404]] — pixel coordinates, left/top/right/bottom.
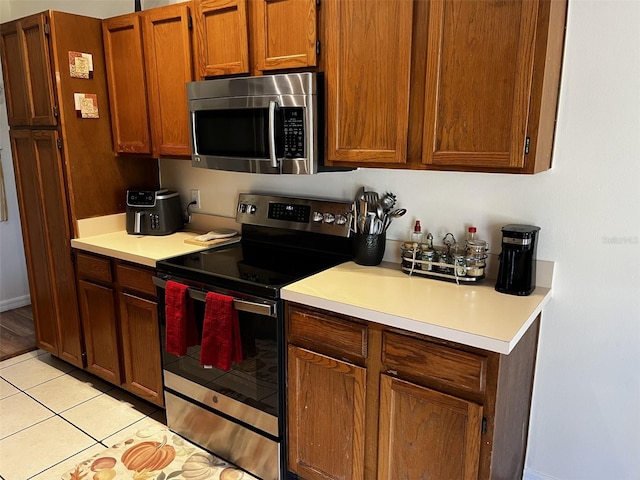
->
[[157, 228, 353, 299]]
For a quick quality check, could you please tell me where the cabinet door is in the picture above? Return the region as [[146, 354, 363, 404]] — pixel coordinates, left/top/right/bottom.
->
[[78, 280, 121, 384], [9, 129, 83, 367], [194, 0, 249, 77], [102, 13, 152, 154], [323, 0, 413, 165], [0, 13, 57, 127], [253, 0, 317, 71], [287, 345, 366, 480], [377, 375, 483, 480], [421, 0, 539, 170], [119, 292, 163, 407], [143, 4, 193, 158]]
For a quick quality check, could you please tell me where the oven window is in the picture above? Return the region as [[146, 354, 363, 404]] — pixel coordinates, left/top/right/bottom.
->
[[194, 108, 283, 159], [162, 302, 279, 417]]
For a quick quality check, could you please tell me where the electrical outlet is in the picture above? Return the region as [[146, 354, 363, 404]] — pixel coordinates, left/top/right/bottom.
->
[[190, 189, 200, 208]]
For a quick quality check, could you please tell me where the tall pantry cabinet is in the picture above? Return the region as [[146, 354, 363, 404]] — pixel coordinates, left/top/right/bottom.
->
[[0, 11, 156, 366]]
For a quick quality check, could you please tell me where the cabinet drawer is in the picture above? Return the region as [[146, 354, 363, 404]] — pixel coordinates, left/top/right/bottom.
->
[[288, 306, 367, 361], [382, 331, 487, 395], [76, 252, 113, 283], [116, 263, 156, 297]]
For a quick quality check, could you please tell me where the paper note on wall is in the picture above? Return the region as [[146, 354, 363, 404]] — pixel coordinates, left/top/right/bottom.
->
[[73, 93, 99, 119], [69, 51, 94, 79]]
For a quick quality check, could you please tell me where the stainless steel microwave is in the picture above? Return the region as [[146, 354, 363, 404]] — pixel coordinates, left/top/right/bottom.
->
[[187, 73, 326, 174]]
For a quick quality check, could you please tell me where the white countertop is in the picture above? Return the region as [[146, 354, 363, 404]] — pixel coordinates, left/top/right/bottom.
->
[[71, 230, 220, 267], [71, 213, 241, 267], [281, 261, 551, 354]]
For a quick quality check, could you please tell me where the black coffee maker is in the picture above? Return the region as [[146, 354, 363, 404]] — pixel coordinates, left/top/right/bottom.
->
[[495, 224, 540, 296]]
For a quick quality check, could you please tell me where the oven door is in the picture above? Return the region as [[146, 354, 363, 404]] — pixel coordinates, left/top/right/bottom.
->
[[153, 276, 283, 479]]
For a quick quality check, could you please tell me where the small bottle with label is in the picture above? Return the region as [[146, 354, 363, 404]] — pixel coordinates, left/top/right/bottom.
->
[[411, 220, 423, 244]]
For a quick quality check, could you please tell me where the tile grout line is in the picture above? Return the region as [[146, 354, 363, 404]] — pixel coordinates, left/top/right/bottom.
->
[[0, 352, 165, 480], [1, 354, 161, 480]]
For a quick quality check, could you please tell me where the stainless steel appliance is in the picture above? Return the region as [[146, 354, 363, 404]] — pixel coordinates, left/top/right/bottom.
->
[[187, 73, 336, 175], [154, 193, 354, 480], [126, 189, 183, 235], [495, 224, 540, 296]]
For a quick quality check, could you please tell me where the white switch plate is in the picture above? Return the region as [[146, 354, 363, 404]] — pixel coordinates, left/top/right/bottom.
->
[[190, 189, 200, 208]]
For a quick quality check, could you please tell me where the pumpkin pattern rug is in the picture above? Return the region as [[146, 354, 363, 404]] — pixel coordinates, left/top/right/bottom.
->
[[61, 425, 258, 480]]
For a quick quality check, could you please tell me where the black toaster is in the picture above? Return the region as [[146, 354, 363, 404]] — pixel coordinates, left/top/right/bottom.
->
[[126, 189, 183, 235]]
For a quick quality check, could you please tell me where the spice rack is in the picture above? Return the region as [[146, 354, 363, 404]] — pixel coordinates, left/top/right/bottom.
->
[[400, 232, 488, 285]]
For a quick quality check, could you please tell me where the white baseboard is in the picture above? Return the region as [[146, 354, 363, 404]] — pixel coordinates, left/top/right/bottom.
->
[[0, 295, 31, 313], [524, 467, 561, 480]]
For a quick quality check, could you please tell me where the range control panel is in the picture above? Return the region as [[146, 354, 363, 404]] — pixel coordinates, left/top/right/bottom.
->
[[236, 193, 352, 237]]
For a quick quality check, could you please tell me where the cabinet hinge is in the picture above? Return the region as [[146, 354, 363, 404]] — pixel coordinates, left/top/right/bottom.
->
[[524, 136, 530, 155], [316, 0, 321, 6], [57, 138, 63, 150], [70, 249, 75, 263], [481, 417, 487, 435], [53, 106, 59, 118], [43, 23, 50, 35], [188, 14, 193, 30], [316, 41, 321, 57]]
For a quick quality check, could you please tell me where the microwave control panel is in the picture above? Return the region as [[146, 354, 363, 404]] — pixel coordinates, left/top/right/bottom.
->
[[282, 108, 305, 158]]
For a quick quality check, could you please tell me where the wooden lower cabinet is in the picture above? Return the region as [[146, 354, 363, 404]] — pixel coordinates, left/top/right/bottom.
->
[[119, 292, 162, 403], [78, 279, 120, 384], [9, 129, 84, 367], [76, 251, 163, 406], [287, 345, 366, 480], [286, 303, 540, 480], [377, 375, 482, 480]]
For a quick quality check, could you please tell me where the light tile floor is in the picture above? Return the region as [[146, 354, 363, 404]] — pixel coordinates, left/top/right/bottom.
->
[[0, 350, 167, 480]]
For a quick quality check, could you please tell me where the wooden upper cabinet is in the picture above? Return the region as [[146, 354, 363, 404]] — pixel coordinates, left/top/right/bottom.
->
[[0, 12, 57, 127], [422, 0, 566, 173], [103, 13, 152, 155], [323, 0, 414, 165], [143, 3, 193, 157], [252, 0, 317, 71], [103, 5, 193, 158], [194, 0, 249, 77]]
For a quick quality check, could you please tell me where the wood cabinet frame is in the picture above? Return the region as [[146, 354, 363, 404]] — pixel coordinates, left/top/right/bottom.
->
[[0, 12, 57, 127], [76, 252, 164, 407], [286, 302, 541, 479]]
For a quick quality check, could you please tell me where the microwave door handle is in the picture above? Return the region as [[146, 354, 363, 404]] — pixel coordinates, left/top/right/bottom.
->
[[268, 100, 279, 169], [190, 111, 199, 155]]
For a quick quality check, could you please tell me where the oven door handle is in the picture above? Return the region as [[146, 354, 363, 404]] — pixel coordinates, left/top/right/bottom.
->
[[153, 277, 276, 317]]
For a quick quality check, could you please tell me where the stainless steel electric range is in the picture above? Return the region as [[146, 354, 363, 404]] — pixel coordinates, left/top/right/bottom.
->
[[153, 193, 353, 480]]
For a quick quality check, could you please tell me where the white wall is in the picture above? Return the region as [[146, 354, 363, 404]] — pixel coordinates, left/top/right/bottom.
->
[[160, 1, 640, 479], [0, 65, 30, 310]]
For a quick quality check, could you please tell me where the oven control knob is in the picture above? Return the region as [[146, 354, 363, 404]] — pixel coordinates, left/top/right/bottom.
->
[[237, 203, 247, 213], [247, 204, 256, 214], [335, 214, 348, 225], [323, 213, 335, 224], [313, 211, 324, 222]]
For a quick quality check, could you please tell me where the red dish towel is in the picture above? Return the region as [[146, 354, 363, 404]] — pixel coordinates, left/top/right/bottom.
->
[[165, 281, 197, 356], [200, 292, 243, 371]]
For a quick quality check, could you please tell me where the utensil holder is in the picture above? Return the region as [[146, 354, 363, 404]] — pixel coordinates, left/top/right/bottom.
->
[[353, 233, 386, 266]]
